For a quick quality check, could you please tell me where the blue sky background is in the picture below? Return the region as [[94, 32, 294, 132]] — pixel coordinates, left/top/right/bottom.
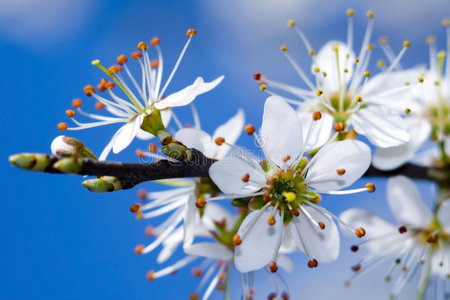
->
[[1, 0, 449, 299]]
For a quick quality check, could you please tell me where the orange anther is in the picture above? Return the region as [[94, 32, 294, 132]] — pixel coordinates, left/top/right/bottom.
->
[[244, 124, 255, 135], [336, 169, 346, 175], [313, 111, 322, 121], [254, 72, 261, 80], [83, 85, 96, 96], [318, 222, 325, 229], [150, 60, 159, 68], [214, 137, 225, 146], [72, 98, 82, 108], [95, 101, 105, 110], [105, 81, 115, 89], [130, 203, 141, 213], [131, 51, 143, 60], [135, 244, 145, 254], [196, 197, 206, 208], [232, 234, 242, 246], [269, 261, 278, 273], [136, 149, 145, 158], [241, 173, 250, 183], [427, 235, 437, 243], [57, 123, 68, 130], [192, 268, 202, 277], [65, 110, 76, 118], [307, 259, 318, 268], [355, 227, 366, 238], [334, 122, 345, 132], [138, 41, 149, 50], [190, 293, 199, 300], [146, 270, 155, 281], [150, 37, 160, 46], [186, 29, 197, 36], [352, 264, 361, 272], [117, 54, 128, 65], [268, 215, 276, 226], [282, 155, 291, 163], [365, 183, 375, 193], [138, 189, 147, 200], [148, 143, 158, 153], [108, 65, 122, 74], [217, 283, 225, 291], [291, 209, 299, 217], [145, 225, 153, 237]]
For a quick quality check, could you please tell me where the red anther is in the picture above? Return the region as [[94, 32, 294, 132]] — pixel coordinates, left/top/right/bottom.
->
[[72, 98, 82, 108], [105, 81, 115, 89], [148, 143, 158, 153], [136, 149, 145, 158], [117, 54, 128, 65], [65, 109, 76, 118], [291, 209, 300, 217], [398, 225, 407, 234], [145, 225, 153, 237], [351, 245, 359, 252], [307, 259, 318, 268], [138, 41, 149, 50], [196, 197, 206, 208], [336, 169, 346, 175], [192, 268, 202, 277], [186, 28, 197, 36], [150, 60, 159, 68], [268, 293, 276, 300], [84, 85, 96, 96], [427, 235, 437, 243], [214, 137, 225, 146], [232, 234, 242, 246], [95, 101, 105, 110], [135, 244, 145, 254], [138, 189, 147, 200], [241, 173, 250, 183], [146, 270, 155, 281], [150, 37, 160, 46], [313, 111, 322, 121], [355, 227, 366, 238], [365, 183, 375, 193], [269, 261, 278, 273], [268, 215, 276, 226], [334, 122, 345, 132], [253, 72, 261, 80], [244, 124, 256, 135], [57, 123, 68, 130], [318, 222, 325, 229], [282, 155, 291, 163], [190, 293, 199, 300], [130, 203, 141, 213], [351, 264, 361, 272], [282, 292, 289, 300], [131, 51, 143, 60]]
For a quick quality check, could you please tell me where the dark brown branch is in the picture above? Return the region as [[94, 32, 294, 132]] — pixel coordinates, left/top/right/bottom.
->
[[363, 164, 434, 181]]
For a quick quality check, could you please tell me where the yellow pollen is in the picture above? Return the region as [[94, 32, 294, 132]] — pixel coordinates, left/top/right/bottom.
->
[[282, 191, 296, 202], [367, 44, 373, 51], [309, 49, 316, 56], [443, 18, 450, 27], [91, 59, 100, 65], [355, 58, 360, 63], [344, 68, 349, 73], [280, 45, 288, 52], [426, 35, 436, 44], [316, 90, 323, 96], [260, 84, 267, 91], [288, 19, 295, 27], [355, 96, 362, 103], [405, 108, 411, 114], [418, 77, 424, 83], [322, 72, 327, 77], [405, 81, 411, 86], [403, 40, 411, 48], [364, 71, 371, 77], [377, 59, 386, 68], [366, 11, 374, 18], [438, 50, 446, 59], [379, 36, 388, 45], [434, 81, 440, 86], [346, 8, 355, 17], [333, 44, 339, 51], [314, 67, 320, 73]]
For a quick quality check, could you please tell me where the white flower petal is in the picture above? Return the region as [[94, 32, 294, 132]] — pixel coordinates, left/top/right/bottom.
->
[[209, 155, 266, 195], [212, 109, 245, 159], [112, 114, 143, 154], [351, 106, 410, 148], [305, 140, 371, 192], [203, 203, 236, 231], [175, 128, 211, 155], [437, 200, 450, 232], [372, 117, 431, 170], [275, 254, 295, 273], [289, 206, 339, 263], [234, 208, 283, 272], [313, 41, 355, 92], [98, 124, 127, 161], [154, 76, 224, 110], [260, 96, 303, 167], [299, 112, 333, 151], [183, 195, 197, 248], [185, 242, 233, 261], [387, 176, 432, 227]]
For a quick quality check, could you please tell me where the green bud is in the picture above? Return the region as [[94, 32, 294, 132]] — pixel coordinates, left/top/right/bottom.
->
[[82, 176, 123, 193], [51, 136, 97, 159], [140, 108, 166, 136], [53, 158, 84, 173], [161, 143, 192, 161], [9, 153, 51, 172], [157, 130, 173, 145]]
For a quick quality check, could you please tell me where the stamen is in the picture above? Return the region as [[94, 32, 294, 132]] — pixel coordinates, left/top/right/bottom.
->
[[336, 169, 346, 175], [281, 46, 316, 91], [150, 37, 160, 46], [195, 197, 206, 209], [57, 123, 68, 130], [398, 225, 407, 234], [65, 110, 76, 118], [312, 111, 322, 120], [84, 85, 96, 96], [241, 173, 250, 183], [385, 41, 410, 74], [245, 124, 255, 135], [346, 9, 354, 50], [355, 227, 366, 238], [72, 98, 82, 108], [131, 51, 142, 60], [365, 183, 375, 193], [135, 244, 145, 254], [214, 137, 225, 146], [269, 261, 278, 273], [307, 259, 318, 268], [233, 234, 242, 246], [138, 189, 147, 200]]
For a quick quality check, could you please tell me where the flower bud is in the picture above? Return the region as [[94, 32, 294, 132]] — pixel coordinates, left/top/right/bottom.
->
[[82, 176, 123, 193], [51, 136, 97, 159], [9, 153, 51, 172], [53, 157, 84, 173]]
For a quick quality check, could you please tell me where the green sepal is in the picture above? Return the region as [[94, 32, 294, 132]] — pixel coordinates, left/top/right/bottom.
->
[[231, 196, 252, 207], [283, 210, 294, 225], [59, 136, 97, 159], [249, 195, 266, 210], [140, 108, 166, 136]]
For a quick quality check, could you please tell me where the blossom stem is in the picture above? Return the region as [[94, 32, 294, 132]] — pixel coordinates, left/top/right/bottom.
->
[[416, 249, 432, 300]]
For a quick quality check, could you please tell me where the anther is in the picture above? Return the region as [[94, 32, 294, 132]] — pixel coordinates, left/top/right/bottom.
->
[[367, 44, 373, 51], [333, 44, 339, 51], [260, 84, 267, 91], [214, 137, 225, 146], [334, 122, 345, 132], [377, 59, 386, 68], [241, 173, 250, 183], [352, 264, 361, 272], [291, 209, 300, 217], [217, 283, 225, 291], [136, 149, 145, 158], [307, 259, 318, 268], [427, 235, 437, 243], [366, 11, 374, 18], [244, 124, 255, 135], [147, 270, 155, 281], [150, 37, 160, 46], [268, 293, 276, 300], [344, 68, 349, 73], [131, 51, 142, 60], [72, 98, 82, 108], [379, 36, 388, 45], [351, 245, 359, 252], [108, 65, 122, 74], [443, 18, 450, 27], [186, 29, 197, 36], [418, 77, 424, 83], [398, 225, 407, 234], [426, 35, 436, 44], [355, 96, 362, 103], [316, 90, 323, 96], [83, 85, 96, 96], [385, 276, 391, 282], [253, 72, 261, 81], [150, 60, 159, 68], [405, 108, 411, 114], [192, 268, 202, 277], [269, 261, 278, 273], [105, 81, 115, 89], [280, 45, 288, 52], [288, 19, 295, 27], [282, 292, 289, 300], [395, 258, 401, 264], [346, 8, 355, 17], [364, 71, 371, 77], [268, 215, 276, 226], [403, 40, 411, 48], [283, 155, 291, 163], [309, 49, 316, 56], [95, 101, 105, 110], [196, 197, 206, 209], [323, 71, 327, 77], [57, 123, 68, 131], [138, 189, 147, 200], [313, 67, 320, 73], [137, 41, 149, 51], [135, 244, 145, 254], [65, 110, 76, 118], [355, 227, 366, 238], [313, 111, 322, 121], [145, 225, 153, 237], [365, 183, 375, 193], [318, 222, 325, 229], [130, 203, 141, 213], [336, 169, 346, 175], [232, 234, 242, 246], [190, 293, 199, 300], [148, 143, 157, 153], [117, 54, 128, 65]]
